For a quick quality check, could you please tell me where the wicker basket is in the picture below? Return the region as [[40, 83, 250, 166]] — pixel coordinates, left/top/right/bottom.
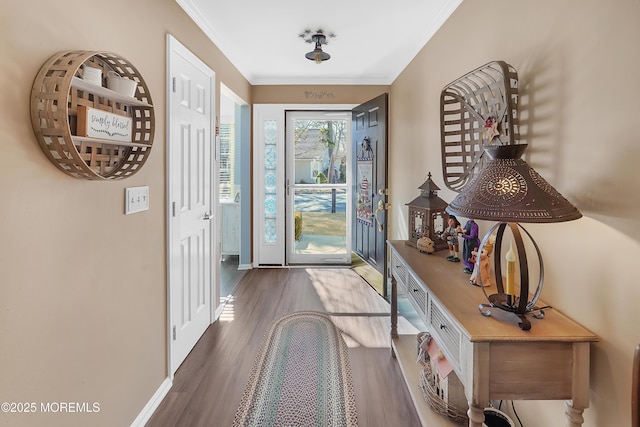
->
[[440, 61, 520, 193], [419, 359, 469, 425]]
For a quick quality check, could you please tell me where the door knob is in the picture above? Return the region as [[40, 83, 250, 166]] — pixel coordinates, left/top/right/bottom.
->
[[374, 199, 388, 233], [203, 212, 213, 220]]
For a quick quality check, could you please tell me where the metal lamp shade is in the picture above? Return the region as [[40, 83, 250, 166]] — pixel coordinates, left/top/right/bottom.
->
[[305, 44, 330, 63], [446, 144, 582, 223]]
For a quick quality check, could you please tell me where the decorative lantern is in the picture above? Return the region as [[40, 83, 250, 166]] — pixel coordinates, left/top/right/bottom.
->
[[406, 172, 449, 251]]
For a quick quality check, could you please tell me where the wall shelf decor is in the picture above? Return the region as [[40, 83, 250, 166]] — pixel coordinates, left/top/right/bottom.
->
[[440, 61, 519, 193], [30, 50, 155, 180]]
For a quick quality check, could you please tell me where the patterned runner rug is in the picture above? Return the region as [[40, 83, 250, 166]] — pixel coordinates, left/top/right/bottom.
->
[[233, 311, 358, 427]]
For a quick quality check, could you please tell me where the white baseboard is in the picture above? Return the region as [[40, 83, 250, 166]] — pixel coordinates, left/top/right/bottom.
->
[[215, 302, 225, 319], [237, 263, 252, 271], [130, 377, 172, 427]]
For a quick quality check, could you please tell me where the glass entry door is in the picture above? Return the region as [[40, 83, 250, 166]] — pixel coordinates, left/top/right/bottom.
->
[[285, 111, 351, 265]]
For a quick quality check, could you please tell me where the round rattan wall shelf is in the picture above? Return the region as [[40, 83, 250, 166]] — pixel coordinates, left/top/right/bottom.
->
[[30, 50, 155, 180]]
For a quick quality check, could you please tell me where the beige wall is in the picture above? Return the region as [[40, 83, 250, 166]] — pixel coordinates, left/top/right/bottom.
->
[[0, 0, 249, 426], [252, 84, 389, 105], [3, 0, 639, 425], [390, 1, 640, 426]]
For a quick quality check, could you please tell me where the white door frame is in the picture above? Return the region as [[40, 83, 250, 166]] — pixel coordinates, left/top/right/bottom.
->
[[219, 83, 249, 268], [253, 104, 355, 267], [166, 34, 219, 378]]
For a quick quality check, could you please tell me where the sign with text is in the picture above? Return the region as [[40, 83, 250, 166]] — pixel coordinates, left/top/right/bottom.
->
[[77, 106, 132, 142]]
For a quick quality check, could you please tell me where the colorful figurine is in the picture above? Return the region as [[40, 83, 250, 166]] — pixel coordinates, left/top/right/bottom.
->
[[458, 218, 480, 274], [440, 216, 461, 262], [470, 236, 496, 287]]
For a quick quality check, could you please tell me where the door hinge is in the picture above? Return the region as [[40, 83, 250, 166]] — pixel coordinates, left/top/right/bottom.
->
[[172, 77, 176, 93], [172, 325, 176, 340], [172, 201, 176, 217]]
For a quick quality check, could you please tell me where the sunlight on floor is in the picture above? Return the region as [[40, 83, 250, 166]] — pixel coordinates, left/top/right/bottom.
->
[[295, 235, 347, 254], [306, 268, 421, 349], [219, 295, 235, 322]]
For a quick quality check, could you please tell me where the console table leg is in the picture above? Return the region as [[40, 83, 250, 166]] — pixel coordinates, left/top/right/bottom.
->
[[564, 400, 585, 427], [468, 404, 485, 427], [390, 275, 398, 338]]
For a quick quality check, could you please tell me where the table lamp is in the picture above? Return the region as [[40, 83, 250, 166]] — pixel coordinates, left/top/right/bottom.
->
[[445, 144, 582, 330]]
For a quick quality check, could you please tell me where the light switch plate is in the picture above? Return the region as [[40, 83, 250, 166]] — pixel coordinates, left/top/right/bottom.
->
[[125, 186, 150, 214]]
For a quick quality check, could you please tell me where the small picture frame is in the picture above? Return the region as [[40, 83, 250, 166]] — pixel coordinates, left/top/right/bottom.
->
[[77, 106, 132, 142]]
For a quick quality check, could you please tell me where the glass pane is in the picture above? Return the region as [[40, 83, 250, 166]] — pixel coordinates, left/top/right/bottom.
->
[[264, 120, 277, 244], [293, 119, 347, 185], [219, 122, 235, 200], [293, 188, 347, 254], [264, 218, 276, 244]]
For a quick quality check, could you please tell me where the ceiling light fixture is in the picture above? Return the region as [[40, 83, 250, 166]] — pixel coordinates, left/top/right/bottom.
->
[[300, 29, 335, 64]]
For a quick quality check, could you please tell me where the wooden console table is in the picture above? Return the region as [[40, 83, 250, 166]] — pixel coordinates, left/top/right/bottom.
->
[[387, 240, 597, 427]]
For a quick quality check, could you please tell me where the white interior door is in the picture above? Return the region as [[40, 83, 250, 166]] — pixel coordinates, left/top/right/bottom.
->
[[167, 35, 217, 375]]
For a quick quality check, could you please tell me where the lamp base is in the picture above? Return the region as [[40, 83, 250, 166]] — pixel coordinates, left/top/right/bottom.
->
[[474, 222, 550, 330], [479, 294, 548, 331]]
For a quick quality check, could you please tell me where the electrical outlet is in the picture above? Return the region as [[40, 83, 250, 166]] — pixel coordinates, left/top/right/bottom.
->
[[125, 186, 150, 214]]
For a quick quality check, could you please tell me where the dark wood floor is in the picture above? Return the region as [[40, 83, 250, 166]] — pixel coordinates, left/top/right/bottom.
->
[[220, 255, 246, 298], [147, 267, 421, 427]]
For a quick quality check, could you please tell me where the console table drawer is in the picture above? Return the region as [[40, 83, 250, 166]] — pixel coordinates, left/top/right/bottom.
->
[[429, 300, 461, 369], [407, 273, 427, 317], [391, 251, 409, 290]]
